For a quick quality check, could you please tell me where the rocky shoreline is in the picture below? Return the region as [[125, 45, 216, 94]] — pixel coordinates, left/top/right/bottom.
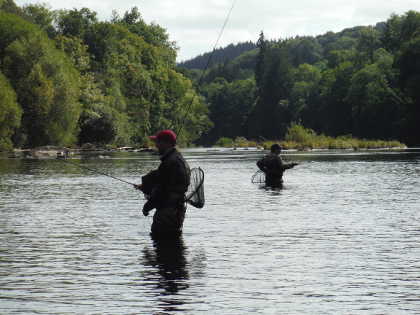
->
[[5, 146, 155, 159]]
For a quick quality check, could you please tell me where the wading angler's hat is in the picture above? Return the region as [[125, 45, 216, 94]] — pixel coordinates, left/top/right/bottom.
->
[[149, 129, 177, 144], [271, 143, 282, 151]]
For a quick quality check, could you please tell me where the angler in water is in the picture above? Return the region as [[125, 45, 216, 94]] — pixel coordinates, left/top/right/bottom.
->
[[135, 130, 191, 239], [257, 144, 298, 188]]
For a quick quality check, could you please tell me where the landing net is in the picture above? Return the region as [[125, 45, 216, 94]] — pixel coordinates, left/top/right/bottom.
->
[[186, 167, 205, 208], [251, 170, 265, 184]]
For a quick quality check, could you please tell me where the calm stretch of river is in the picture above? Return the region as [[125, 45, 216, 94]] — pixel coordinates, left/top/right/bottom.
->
[[1, 149, 419, 314]]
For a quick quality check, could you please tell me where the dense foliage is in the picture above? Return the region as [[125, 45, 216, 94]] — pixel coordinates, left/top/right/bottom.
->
[[1, 0, 419, 150], [0, 71, 21, 150], [178, 41, 256, 69], [0, 1, 210, 150], [181, 12, 420, 147]]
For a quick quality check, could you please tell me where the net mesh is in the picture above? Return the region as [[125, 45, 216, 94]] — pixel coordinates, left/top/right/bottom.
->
[[251, 170, 265, 184], [186, 167, 205, 208]]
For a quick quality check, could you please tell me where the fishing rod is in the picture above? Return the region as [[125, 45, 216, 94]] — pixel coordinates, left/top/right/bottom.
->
[[175, 0, 237, 136], [59, 158, 136, 186], [55, 2, 237, 188], [61, 157, 204, 206]]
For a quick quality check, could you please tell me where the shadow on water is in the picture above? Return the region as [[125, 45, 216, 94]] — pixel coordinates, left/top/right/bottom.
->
[[256, 183, 284, 195], [141, 236, 190, 312]]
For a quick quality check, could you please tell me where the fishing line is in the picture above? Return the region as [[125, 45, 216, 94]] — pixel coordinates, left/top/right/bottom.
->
[[55, 2, 235, 199], [175, 0, 237, 136], [58, 158, 202, 205], [59, 158, 137, 186]]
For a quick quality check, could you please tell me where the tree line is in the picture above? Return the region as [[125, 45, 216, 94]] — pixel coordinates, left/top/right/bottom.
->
[[0, 0, 211, 150], [1, 0, 419, 150], [181, 11, 420, 147], [178, 41, 257, 70]]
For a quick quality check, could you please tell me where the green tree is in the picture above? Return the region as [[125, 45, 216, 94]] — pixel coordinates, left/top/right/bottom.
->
[[0, 0, 21, 15], [55, 34, 127, 145], [287, 37, 323, 66], [0, 71, 21, 150], [346, 57, 401, 139], [316, 61, 355, 136], [56, 8, 97, 38], [115, 7, 177, 64], [396, 35, 420, 145], [290, 63, 321, 124], [81, 20, 208, 145], [248, 42, 293, 139], [255, 31, 266, 96], [21, 3, 56, 37], [382, 11, 420, 52], [200, 78, 255, 144], [0, 12, 81, 147], [356, 27, 381, 65], [326, 49, 356, 68]]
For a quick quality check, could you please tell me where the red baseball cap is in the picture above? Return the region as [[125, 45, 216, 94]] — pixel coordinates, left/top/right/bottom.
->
[[149, 129, 177, 144]]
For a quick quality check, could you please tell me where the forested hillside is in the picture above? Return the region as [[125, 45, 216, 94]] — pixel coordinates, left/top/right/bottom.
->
[[1, 0, 419, 150], [178, 41, 257, 69], [0, 0, 210, 150], [181, 12, 420, 147]]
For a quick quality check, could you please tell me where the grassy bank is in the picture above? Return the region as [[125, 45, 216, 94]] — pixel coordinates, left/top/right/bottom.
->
[[214, 124, 406, 150]]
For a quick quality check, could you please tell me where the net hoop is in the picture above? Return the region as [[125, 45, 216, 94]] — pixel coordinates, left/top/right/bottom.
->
[[251, 170, 265, 184], [186, 167, 205, 208]]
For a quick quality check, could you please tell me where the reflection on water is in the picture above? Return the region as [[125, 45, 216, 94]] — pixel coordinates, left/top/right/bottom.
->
[[142, 237, 189, 312], [0, 149, 419, 314], [143, 237, 189, 293]]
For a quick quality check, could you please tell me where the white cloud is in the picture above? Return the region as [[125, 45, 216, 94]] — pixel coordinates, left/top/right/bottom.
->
[[15, 0, 420, 61]]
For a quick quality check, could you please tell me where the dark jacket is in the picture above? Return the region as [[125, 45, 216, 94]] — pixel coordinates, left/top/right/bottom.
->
[[257, 153, 296, 187], [142, 148, 191, 209]]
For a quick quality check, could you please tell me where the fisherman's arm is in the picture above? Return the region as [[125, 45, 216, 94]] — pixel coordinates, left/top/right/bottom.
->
[[283, 162, 299, 170], [143, 159, 181, 211], [135, 170, 159, 193], [276, 155, 298, 171], [136, 169, 162, 216], [165, 158, 188, 203], [257, 159, 267, 172]]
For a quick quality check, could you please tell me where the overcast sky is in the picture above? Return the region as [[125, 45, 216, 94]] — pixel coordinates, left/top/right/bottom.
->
[[15, 0, 420, 61]]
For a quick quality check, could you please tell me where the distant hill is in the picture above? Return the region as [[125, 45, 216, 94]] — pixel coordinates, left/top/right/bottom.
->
[[178, 41, 257, 69], [179, 23, 387, 85], [179, 23, 387, 72], [179, 12, 420, 147]]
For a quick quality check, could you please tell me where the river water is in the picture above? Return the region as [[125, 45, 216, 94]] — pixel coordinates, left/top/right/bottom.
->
[[1, 148, 419, 314]]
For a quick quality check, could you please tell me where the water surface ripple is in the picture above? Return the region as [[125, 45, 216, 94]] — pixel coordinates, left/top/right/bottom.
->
[[1, 149, 419, 314]]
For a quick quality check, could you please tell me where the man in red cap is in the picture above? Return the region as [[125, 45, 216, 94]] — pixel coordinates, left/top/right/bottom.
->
[[135, 130, 191, 238]]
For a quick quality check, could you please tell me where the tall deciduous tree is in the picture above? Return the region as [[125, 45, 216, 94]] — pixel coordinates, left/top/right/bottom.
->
[[200, 78, 255, 144], [248, 41, 293, 139], [346, 59, 401, 139], [56, 8, 97, 38], [0, 71, 21, 150], [0, 12, 81, 147], [397, 35, 420, 145], [21, 3, 56, 37]]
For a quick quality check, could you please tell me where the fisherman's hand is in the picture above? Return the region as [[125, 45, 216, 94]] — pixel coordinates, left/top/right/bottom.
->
[[142, 200, 154, 216], [134, 184, 143, 191]]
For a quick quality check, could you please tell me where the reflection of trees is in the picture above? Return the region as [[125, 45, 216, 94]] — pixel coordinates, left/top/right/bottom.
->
[[0, 159, 35, 175]]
